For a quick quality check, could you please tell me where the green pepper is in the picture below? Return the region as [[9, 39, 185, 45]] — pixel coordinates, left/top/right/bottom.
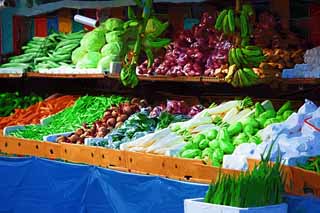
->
[[184, 141, 197, 150], [193, 134, 206, 144], [180, 149, 202, 159], [242, 117, 260, 128], [256, 117, 267, 128], [243, 125, 255, 136], [227, 122, 243, 136], [263, 117, 281, 128], [277, 101, 292, 116], [232, 133, 249, 146], [194, 156, 201, 160], [211, 159, 221, 167], [211, 148, 224, 162], [249, 135, 262, 144], [207, 129, 218, 140], [209, 139, 220, 149], [254, 102, 265, 117], [218, 128, 235, 154], [199, 139, 210, 150], [201, 147, 213, 158], [259, 109, 276, 120]]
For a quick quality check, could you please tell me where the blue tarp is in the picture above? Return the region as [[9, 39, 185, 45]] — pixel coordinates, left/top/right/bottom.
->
[[0, 156, 319, 213]]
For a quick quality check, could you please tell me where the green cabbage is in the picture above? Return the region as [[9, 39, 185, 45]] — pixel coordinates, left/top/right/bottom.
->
[[71, 46, 87, 64], [76, 52, 102, 69], [97, 55, 119, 71], [80, 29, 105, 52], [101, 41, 124, 57], [101, 18, 124, 32], [105, 31, 124, 43]]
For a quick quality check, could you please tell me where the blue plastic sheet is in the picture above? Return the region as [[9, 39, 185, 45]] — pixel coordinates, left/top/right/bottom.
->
[[0, 156, 319, 213], [0, 157, 207, 213]]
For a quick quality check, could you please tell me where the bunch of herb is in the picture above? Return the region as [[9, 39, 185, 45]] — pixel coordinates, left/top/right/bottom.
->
[[205, 144, 284, 208]]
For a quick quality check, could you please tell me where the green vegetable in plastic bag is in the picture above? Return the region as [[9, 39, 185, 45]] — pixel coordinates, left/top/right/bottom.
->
[[97, 54, 119, 71], [181, 149, 201, 159], [105, 31, 124, 43], [101, 41, 124, 57], [209, 139, 220, 149], [81, 29, 105, 52], [71, 46, 87, 64], [101, 18, 124, 32], [199, 139, 210, 150], [233, 133, 249, 146], [76, 52, 101, 69]]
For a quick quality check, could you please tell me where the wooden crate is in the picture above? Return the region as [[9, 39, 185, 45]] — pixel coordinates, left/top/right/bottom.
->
[[0, 135, 243, 184], [247, 158, 320, 198]]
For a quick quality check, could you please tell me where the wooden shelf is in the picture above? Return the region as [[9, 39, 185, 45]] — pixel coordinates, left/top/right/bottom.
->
[[108, 74, 207, 83], [0, 73, 23, 78], [26, 72, 105, 79], [281, 78, 320, 85]]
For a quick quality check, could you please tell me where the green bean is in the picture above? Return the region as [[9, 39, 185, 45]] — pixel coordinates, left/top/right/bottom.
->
[[10, 95, 126, 140]]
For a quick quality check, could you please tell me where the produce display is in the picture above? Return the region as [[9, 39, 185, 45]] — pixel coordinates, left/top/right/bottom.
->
[[0, 92, 43, 117], [9, 95, 126, 141], [56, 98, 146, 144], [223, 99, 320, 171], [205, 150, 283, 208], [1, 32, 84, 72], [120, 0, 170, 87], [0, 34, 60, 71], [35, 31, 84, 71], [0, 95, 76, 129], [138, 12, 232, 78], [91, 109, 190, 149], [177, 99, 293, 166], [120, 98, 253, 156], [56, 99, 199, 145]]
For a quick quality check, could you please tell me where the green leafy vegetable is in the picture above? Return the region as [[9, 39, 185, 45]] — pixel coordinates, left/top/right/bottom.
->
[[81, 29, 105, 52], [76, 52, 102, 69]]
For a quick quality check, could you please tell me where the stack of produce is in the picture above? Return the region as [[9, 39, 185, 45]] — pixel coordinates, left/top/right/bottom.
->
[[223, 99, 319, 171], [205, 152, 283, 209], [0, 92, 43, 117], [90, 109, 190, 149], [35, 31, 85, 71], [120, 98, 253, 156], [137, 12, 233, 78], [56, 98, 147, 144], [149, 100, 204, 117], [9, 95, 126, 141], [72, 18, 126, 71], [0, 33, 60, 71], [0, 95, 76, 129], [215, 5, 265, 87], [178, 100, 294, 166]]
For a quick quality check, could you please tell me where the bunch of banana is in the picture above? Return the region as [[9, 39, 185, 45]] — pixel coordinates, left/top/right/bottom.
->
[[228, 45, 265, 67], [215, 4, 254, 38], [225, 64, 259, 87], [34, 31, 84, 70], [215, 9, 235, 34]]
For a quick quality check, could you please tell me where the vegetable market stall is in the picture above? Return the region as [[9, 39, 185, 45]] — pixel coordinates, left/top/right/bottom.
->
[[1, 0, 320, 212]]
